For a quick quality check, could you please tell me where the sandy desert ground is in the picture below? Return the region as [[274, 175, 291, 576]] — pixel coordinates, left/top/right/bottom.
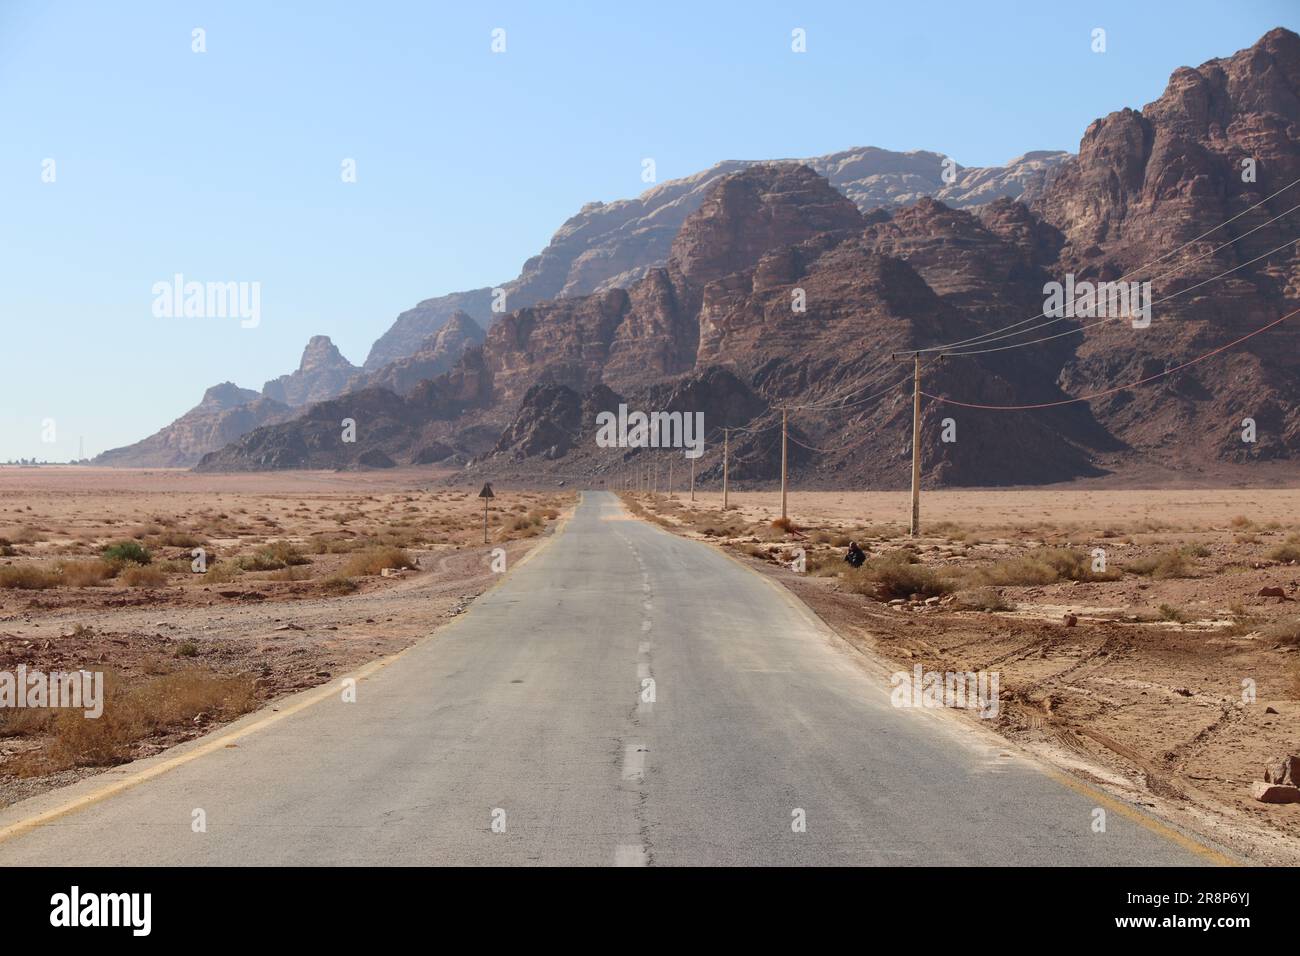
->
[[0, 466, 571, 806], [630, 487, 1300, 865], [5, 466, 1300, 864]]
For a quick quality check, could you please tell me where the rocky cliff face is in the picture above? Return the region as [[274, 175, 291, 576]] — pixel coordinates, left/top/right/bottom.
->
[[261, 335, 360, 407], [361, 148, 1071, 371], [1036, 26, 1300, 465], [106, 147, 1071, 465], [346, 311, 485, 396], [195, 351, 495, 472], [362, 288, 493, 372], [92, 383, 293, 468], [196, 28, 1300, 485]]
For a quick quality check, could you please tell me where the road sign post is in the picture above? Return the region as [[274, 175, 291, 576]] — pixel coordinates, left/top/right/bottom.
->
[[478, 482, 495, 544]]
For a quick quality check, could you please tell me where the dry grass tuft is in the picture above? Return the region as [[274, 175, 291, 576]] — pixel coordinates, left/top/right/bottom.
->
[[8, 669, 257, 775], [845, 550, 949, 600], [341, 546, 414, 577], [119, 564, 169, 588]]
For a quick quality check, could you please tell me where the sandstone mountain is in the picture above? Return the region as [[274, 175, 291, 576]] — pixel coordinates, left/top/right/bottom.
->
[[195, 351, 497, 472], [107, 146, 1062, 468], [360, 148, 1070, 370], [187, 28, 1300, 487], [92, 383, 293, 469], [346, 311, 485, 397], [261, 335, 360, 407], [1035, 25, 1300, 465]]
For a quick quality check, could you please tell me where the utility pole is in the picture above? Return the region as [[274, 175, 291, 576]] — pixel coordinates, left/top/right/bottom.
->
[[892, 351, 947, 537], [780, 407, 788, 521], [689, 453, 695, 502], [668, 455, 674, 498], [722, 428, 730, 511], [652, 458, 657, 496]]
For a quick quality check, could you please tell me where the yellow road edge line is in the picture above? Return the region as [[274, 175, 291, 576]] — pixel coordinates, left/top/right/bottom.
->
[[0, 507, 576, 848], [618, 492, 1239, 867], [1038, 765, 1237, 866], [0, 654, 391, 846]]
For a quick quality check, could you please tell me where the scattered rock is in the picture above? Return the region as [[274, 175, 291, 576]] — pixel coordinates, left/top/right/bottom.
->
[[1251, 781, 1300, 804], [1263, 754, 1300, 786], [1062, 613, 1078, 627], [1257, 586, 1291, 601]]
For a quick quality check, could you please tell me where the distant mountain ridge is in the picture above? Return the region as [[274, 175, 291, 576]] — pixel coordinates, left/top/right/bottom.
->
[[196, 28, 1300, 486], [361, 148, 1071, 370], [92, 383, 293, 469], [98, 145, 1068, 468]]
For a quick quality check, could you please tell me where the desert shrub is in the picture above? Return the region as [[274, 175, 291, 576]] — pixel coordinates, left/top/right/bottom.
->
[[805, 550, 842, 576], [120, 564, 168, 588], [1230, 515, 1253, 530], [320, 574, 359, 595], [341, 545, 413, 577], [31, 670, 256, 772], [0, 538, 15, 557], [267, 565, 313, 582], [155, 530, 203, 548], [0, 565, 59, 589], [55, 559, 116, 587], [102, 540, 151, 565], [1158, 603, 1189, 622], [1125, 548, 1196, 579], [203, 561, 242, 583], [176, 641, 199, 657], [845, 551, 949, 600], [310, 534, 364, 554], [770, 516, 800, 533], [1262, 618, 1300, 647], [237, 540, 310, 572], [957, 548, 1106, 587], [1267, 534, 1300, 563]]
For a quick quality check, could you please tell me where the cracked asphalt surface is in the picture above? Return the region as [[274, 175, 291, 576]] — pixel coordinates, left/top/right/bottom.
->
[[0, 492, 1217, 865]]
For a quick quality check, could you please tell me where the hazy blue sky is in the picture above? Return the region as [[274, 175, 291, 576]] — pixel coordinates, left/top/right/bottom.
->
[[2, 0, 1296, 460]]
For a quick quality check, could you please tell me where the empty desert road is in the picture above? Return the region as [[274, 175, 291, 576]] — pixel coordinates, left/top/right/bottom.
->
[[0, 491, 1227, 865]]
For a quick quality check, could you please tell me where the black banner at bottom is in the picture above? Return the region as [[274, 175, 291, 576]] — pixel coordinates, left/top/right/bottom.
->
[[0, 865, 1287, 942]]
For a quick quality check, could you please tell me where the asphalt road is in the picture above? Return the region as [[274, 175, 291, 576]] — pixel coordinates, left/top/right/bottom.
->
[[0, 491, 1223, 865]]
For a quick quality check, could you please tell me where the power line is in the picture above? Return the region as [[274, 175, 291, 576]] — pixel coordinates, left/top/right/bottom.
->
[[917, 173, 1300, 355], [937, 200, 1300, 355], [946, 234, 1300, 356], [923, 305, 1300, 410]]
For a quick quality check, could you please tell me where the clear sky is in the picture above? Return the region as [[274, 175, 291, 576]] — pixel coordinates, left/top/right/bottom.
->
[[2, 0, 1296, 460]]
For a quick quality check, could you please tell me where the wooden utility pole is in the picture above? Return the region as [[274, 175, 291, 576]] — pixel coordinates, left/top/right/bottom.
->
[[689, 453, 695, 502], [668, 455, 674, 498], [722, 428, 730, 511], [780, 407, 788, 521], [891, 352, 946, 537]]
